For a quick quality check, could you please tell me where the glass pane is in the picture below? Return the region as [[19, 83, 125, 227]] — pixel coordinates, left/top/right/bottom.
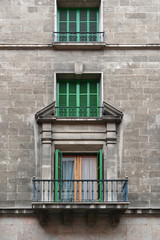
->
[[69, 82, 76, 93], [69, 9, 76, 21], [80, 22, 87, 32], [80, 82, 87, 94], [59, 82, 66, 94], [60, 9, 67, 21], [89, 22, 97, 32], [81, 157, 96, 201], [69, 95, 76, 107], [60, 22, 67, 32], [90, 95, 97, 106], [62, 158, 74, 202], [90, 82, 97, 93], [80, 95, 87, 106], [80, 9, 87, 21], [69, 22, 76, 32], [59, 95, 66, 106], [89, 9, 97, 21]]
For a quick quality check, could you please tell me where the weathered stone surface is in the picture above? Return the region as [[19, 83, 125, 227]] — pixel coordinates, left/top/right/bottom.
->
[[0, 215, 159, 240], [0, 48, 160, 207]]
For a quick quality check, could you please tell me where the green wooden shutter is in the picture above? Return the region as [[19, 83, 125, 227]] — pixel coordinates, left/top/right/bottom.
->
[[55, 149, 63, 202], [58, 9, 67, 41], [89, 81, 99, 116], [79, 81, 88, 116], [57, 81, 67, 117], [58, 8, 99, 42], [68, 9, 77, 41], [89, 9, 99, 41], [97, 149, 103, 201], [69, 81, 77, 116], [57, 79, 100, 117], [80, 9, 87, 41]]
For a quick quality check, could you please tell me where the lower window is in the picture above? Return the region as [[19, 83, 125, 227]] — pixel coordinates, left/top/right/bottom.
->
[[55, 150, 103, 202]]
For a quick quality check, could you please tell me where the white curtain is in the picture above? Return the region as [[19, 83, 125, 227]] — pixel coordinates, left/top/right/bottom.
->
[[62, 158, 74, 202]]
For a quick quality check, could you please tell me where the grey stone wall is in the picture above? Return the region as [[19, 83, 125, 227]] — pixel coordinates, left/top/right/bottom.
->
[[0, 0, 160, 44], [0, 0, 54, 44], [0, 49, 160, 207], [0, 215, 160, 240]]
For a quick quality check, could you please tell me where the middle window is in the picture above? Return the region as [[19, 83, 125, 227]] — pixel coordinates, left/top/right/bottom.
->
[[56, 79, 100, 117]]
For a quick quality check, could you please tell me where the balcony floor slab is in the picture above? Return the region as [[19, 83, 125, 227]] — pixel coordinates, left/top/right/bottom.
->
[[53, 42, 106, 50]]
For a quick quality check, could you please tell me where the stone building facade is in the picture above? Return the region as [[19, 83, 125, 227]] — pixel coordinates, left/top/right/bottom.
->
[[0, 0, 160, 239]]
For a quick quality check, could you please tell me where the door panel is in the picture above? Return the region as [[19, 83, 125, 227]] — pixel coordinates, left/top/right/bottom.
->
[[62, 155, 97, 202], [62, 157, 75, 202], [81, 156, 96, 201]]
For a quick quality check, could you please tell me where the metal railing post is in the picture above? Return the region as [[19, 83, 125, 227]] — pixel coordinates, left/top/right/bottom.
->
[[32, 176, 36, 202], [125, 176, 128, 202]]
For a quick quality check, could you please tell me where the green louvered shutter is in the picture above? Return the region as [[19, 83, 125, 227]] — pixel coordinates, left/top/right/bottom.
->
[[55, 149, 63, 202], [89, 81, 99, 117], [59, 9, 67, 41], [80, 81, 88, 116], [80, 9, 87, 41], [89, 9, 99, 41], [69, 81, 77, 116], [69, 9, 77, 41], [58, 81, 67, 117], [97, 149, 103, 201]]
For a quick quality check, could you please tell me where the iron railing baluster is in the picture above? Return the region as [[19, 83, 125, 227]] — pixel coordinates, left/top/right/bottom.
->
[[32, 179, 128, 203], [38, 181, 40, 202], [43, 181, 45, 201], [53, 32, 105, 42]]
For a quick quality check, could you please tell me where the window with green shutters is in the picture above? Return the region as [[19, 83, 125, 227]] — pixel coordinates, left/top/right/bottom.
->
[[57, 79, 100, 117], [54, 150, 103, 202], [58, 8, 99, 42]]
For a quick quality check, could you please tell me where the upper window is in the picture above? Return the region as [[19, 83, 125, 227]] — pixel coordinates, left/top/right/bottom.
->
[[56, 8, 104, 42], [56, 79, 100, 117]]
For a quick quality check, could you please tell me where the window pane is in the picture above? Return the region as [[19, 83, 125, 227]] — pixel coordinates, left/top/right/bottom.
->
[[69, 22, 76, 32], [59, 82, 66, 94], [60, 10, 67, 21], [80, 95, 87, 106], [80, 9, 87, 21], [90, 95, 97, 106], [90, 82, 97, 93], [60, 22, 67, 32], [89, 9, 97, 21], [59, 95, 67, 106], [89, 22, 97, 32], [69, 9, 76, 21], [80, 22, 87, 32], [69, 82, 76, 93], [69, 95, 76, 106], [80, 82, 87, 94]]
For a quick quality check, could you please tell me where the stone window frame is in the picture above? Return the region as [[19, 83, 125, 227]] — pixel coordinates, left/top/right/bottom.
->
[[54, 0, 104, 37]]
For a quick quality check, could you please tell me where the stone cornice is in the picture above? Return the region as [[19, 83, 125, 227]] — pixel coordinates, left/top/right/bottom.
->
[[0, 208, 160, 215], [0, 44, 160, 50]]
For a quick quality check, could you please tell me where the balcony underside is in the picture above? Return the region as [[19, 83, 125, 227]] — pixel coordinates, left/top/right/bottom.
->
[[53, 42, 106, 50], [32, 202, 129, 214]]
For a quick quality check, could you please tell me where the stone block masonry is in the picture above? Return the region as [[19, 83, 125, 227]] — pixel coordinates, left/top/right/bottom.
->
[[0, 48, 160, 208], [0, 215, 159, 240]]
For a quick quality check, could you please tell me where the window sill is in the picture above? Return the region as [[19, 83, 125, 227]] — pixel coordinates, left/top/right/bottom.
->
[[52, 42, 106, 50]]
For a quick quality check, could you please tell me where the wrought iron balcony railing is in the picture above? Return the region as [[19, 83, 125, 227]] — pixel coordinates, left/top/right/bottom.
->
[[32, 179, 128, 203], [55, 106, 103, 117], [53, 32, 105, 42]]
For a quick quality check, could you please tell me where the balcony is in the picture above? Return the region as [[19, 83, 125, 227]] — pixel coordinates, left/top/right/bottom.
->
[[32, 179, 129, 212], [56, 106, 103, 118], [53, 32, 106, 50]]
